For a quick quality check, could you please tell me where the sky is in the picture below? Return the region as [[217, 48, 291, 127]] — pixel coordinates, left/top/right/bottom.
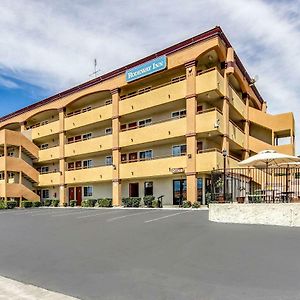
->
[[0, 0, 299, 149]]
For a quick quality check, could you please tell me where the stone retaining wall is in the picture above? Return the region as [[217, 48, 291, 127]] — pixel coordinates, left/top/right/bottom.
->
[[209, 203, 300, 227]]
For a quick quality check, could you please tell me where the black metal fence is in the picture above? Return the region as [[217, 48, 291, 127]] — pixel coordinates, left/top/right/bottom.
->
[[210, 167, 300, 203]]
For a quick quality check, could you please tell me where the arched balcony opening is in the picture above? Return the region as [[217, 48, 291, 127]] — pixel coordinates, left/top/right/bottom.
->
[[25, 109, 59, 130]]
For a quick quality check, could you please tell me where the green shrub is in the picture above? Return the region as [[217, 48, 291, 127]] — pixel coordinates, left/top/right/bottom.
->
[[0, 200, 7, 209], [63, 203, 68, 207], [182, 200, 192, 208], [143, 196, 155, 208], [192, 201, 201, 208], [70, 200, 77, 207], [44, 199, 52, 207], [6, 200, 17, 209], [81, 199, 96, 207], [122, 197, 141, 207], [51, 199, 59, 207], [97, 198, 112, 207], [205, 193, 212, 205], [152, 199, 159, 208], [32, 201, 41, 207], [21, 201, 33, 208]]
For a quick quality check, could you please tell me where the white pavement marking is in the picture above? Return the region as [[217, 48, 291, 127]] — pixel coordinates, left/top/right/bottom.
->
[[12, 210, 42, 215], [0, 275, 79, 299], [51, 211, 92, 217], [144, 211, 191, 223], [107, 210, 154, 222], [77, 210, 122, 219]]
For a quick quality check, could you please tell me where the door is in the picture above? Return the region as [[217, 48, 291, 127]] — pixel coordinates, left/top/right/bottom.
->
[[173, 179, 187, 205], [68, 187, 75, 201], [129, 183, 139, 197], [76, 187, 82, 206]]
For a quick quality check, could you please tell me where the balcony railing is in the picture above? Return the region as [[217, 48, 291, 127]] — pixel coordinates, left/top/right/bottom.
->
[[121, 153, 186, 164], [67, 162, 112, 171]]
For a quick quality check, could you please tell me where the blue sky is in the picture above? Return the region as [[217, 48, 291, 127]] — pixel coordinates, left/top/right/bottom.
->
[[0, 0, 299, 148]]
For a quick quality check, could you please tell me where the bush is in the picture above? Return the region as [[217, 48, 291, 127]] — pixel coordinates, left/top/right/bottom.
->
[[97, 198, 112, 207], [0, 200, 7, 209], [44, 199, 52, 207], [205, 193, 212, 205], [192, 201, 201, 208], [6, 200, 17, 209], [81, 199, 97, 207], [143, 196, 155, 208], [182, 200, 192, 208], [122, 197, 141, 207], [51, 199, 59, 207], [21, 201, 33, 208], [63, 202, 68, 207], [152, 199, 159, 208], [70, 200, 77, 207], [32, 201, 41, 207]]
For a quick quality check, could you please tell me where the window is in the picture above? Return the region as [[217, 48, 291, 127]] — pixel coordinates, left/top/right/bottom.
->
[[68, 162, 74, 170], [105, 156, 112, 165], [121, 154, 127, 162], [120, 124, 127, 131], [75, 135, 82, 142], [40, 143, 49, 150], [68, 137, 74, 144], [40, 166, 49, 174], [138, 118, 152, 128], [8, 152, 14, 157], [144, 181, 153, 196], [139, 150, 153, 160], [171, 110, 186, 119], [42, 189, 49, 199], [75, 161, 82, 169], [171, 75, 186, 83], [82, 106, 92, 113], [84, 186, 93, 197], [128, 122, 137, 130], [105, 127, 112, 135], [83, 159, 93, 169], [40, 120, 49, 126], [8, 172, 14, 179], [138, 86, 151, 94], [82, 133, 92, 140], [105, 99, 112, 105], [0, 172, 4, 180], [172, 145, 186, 156]]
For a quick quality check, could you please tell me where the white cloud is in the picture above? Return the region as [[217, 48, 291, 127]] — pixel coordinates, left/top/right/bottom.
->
[[0, 0, 299, 150]]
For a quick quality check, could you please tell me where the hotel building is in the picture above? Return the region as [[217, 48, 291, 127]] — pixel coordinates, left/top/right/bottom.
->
[[0, 27, 295, 206]]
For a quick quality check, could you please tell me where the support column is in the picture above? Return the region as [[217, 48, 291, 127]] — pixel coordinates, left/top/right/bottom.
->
[[20, 121, 26, 132], [111, 88, 121, 206], [243, 94, 250, 159], [185, 60, 197, 204], [3, 143, 7, 201], [58, 108, 66, 206]]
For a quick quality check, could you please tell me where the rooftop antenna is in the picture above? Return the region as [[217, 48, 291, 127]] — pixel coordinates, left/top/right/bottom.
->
[[89, 58, 101, 79]]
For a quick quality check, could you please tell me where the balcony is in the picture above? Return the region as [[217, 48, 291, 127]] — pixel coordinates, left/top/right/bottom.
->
[[228, 86, 245, 117], [229, 121, 245, 148], [119, 79, 186, 116], [30, 120, 60, 140], [120, 155, 186, 179], [196, 108, 224, 135], [64, 134, 112, 157], [38, 146, 60, 162], [196, 68, 225, 95], [249, 136, 273, 154], [64, 104, 112, 131], [119, 117, 186, 148], [65, 165, 112, 184], [39, 172, 60, 186]]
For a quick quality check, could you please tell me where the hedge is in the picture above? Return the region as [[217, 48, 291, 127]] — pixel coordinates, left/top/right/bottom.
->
[[143, 196, 155, 208], [44, 199, 52, 207], [182, 200, 192, 208], [70, 200, 77, 207], [6, 200, 17, 209], [21, 201, 33, 208], [0, 200, 6, 209], [32, 201, 41, 207], [96, 198, 112, 207], [81, 199, 97, 207], [191, 201, 201, 208], [51, 199, 59, 207], [122, 197, 141, 207]]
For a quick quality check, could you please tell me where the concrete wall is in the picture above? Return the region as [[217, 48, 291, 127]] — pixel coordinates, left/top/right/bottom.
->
[[209, 203, 300, 227]]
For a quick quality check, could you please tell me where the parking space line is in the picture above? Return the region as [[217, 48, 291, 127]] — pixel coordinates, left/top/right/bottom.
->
[[77, 210, 122, 219], [51, 210, 93, 217], [144, 211, 191, 223], [107, 210, 154, 222]]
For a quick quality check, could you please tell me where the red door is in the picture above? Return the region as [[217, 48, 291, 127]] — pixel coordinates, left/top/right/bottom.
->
[[129, 183, 139, 197], [69, 187, 75, 201], [76, 187, 82, 206]]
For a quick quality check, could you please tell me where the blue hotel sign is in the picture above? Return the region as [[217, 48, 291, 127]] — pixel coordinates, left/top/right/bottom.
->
[[126, 56, 167, 82]]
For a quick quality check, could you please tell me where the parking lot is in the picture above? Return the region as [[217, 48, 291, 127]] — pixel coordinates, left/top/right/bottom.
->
[[0, 207, 300, 300]]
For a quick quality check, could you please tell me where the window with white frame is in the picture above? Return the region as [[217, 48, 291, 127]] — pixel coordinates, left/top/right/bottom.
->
[[40, 166, 49, 174], [82, 133, 92, 140], [105, 99, 112, 105], [8, 152, 14, 157], [105, 127, 112, 135], [84, 186, 93, 197], [83, 159, 93, 169], [82, 106, 92, 113], [171, 110, 186, 119], [105, 156, 112, 165], [0, 172, 4, 180], [138, 118, 152, 128], [40, 143, 49, 150], [42, 189, 49, 199], [40, 120, 49, 126], [172, 145, 187, 156], [8, 172, 14, 179], [139, 150, 153, 160]]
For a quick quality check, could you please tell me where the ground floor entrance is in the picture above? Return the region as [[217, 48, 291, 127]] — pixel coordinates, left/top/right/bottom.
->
[[68, 186, 82, 206]]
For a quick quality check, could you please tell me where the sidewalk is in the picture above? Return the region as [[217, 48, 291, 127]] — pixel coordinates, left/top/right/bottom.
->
[[0, 276, 79, 300]]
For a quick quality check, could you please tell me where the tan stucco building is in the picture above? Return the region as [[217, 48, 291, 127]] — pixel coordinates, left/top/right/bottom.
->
[[0, 26, 295, 206]]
